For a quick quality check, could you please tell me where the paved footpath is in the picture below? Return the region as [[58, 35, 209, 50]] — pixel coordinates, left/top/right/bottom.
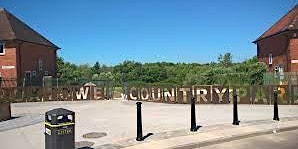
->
[[196, 129, 298, 149], [0, 100, 298, 149], [122, 119, 298, 149]]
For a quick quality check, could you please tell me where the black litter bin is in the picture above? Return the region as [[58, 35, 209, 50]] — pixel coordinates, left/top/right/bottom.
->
[[45, 108, 75, 149]]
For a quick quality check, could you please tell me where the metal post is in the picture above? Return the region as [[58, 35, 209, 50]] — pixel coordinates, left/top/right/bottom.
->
[[136, 102, 143, 141], [190, 97, 198, 131], [273, 91, 280, 121], [56, 78, 58, 88], [232, 88, 240, 125]]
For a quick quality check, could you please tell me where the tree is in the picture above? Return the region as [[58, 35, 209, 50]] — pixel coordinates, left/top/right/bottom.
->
[[141, 63, 167, 83], [218, 53, 232, 67], [92, 72, 114, 80], [57, 54, 266, 86], [77, 64, 93, 79], [113, 60, 144, 82], [92, 61, 101, 74], [57, 56, 79, 81]]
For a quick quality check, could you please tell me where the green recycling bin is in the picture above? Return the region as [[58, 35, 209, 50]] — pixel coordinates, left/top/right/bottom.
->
[[45, 108, 75, 149]]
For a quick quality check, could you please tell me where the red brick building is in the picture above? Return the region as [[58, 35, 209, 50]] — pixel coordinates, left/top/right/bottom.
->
[[0, 8, 59, 86], [253, 5, 298, 72]]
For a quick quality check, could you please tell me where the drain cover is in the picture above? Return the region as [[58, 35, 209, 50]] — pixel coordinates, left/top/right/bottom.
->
[[83, 132, 107, 139], [75, 141, 94, 148]]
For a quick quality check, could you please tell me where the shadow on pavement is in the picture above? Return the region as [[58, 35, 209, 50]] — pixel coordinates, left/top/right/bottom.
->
[[142, 132, 154, 140]]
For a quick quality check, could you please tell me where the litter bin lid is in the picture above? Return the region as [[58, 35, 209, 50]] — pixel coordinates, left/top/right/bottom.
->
[[46, 108, 74, 116]]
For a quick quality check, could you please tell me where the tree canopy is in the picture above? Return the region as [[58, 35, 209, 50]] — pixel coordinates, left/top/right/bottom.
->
[[57, 53, 266, 86]]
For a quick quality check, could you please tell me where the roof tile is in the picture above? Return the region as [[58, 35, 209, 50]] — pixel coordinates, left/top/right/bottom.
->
[[0, 8, 59, 49], [255, 5, 298, 42]]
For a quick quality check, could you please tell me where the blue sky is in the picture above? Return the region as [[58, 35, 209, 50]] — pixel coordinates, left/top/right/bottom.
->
[[1, 0, 297, 65]]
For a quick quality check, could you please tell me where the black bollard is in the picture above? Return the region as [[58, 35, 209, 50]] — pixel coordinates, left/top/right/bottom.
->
[[273, 91, 280, 121], [136, 102, 143, 141], [232, 88, 240, 125], [190, 97, 199, 131]]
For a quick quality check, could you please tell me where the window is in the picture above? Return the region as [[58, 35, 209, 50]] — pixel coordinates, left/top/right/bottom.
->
[[269, 53, 273, 65], [0, 43, 5, 55], [44, 71, 49, 76], [32, 71, 37, 77], [38, 59, 43, 71], [25, 71, 31, 79]]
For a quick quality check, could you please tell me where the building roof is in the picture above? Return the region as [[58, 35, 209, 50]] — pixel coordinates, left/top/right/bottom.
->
[[254, 5, 298, 43], [0, 8, 60, 49]]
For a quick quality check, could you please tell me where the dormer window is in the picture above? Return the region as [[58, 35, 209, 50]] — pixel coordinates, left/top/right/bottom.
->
[[269, 53, 273, 66], [0, 43, 5, 55]]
